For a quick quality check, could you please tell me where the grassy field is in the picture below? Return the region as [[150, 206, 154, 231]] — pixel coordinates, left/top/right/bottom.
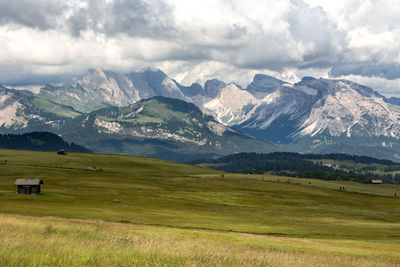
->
[[1, 149, 400, 266]]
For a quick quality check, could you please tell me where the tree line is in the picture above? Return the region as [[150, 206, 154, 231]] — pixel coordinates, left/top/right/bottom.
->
[[193, 152, 400, 183]]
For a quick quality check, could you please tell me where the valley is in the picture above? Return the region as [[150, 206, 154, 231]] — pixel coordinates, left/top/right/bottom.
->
[[0, 149, 400, 266]]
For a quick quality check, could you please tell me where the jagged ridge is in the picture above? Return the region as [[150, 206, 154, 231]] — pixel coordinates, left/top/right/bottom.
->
[[3, 68, 400, 161]]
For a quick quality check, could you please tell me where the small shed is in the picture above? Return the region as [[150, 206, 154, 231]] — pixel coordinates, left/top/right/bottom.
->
[[14, 178, 44, 194], [57, 149, 67, 155], [370, 179, 383, 184]]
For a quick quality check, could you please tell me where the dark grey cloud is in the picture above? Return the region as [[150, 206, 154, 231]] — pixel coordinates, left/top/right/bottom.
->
[[224, 24, 248, 40], [66, 0, 176, 38], [0, 63, 76, 86], [0, 0, 176, 38], [330, 63, 400, 80], [105, 0, 176, 37], [200, 0, 347, 71], [0, 0, 66, 30]]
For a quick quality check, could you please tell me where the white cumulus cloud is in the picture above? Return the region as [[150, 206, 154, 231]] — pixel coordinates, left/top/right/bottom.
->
[[0, 0, 399, 96]]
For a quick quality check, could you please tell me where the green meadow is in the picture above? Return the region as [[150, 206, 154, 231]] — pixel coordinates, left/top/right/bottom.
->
[[1, 149, 400, 266]]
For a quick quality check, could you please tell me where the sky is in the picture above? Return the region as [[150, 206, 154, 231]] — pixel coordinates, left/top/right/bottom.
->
[[1, 0, 400, 97]]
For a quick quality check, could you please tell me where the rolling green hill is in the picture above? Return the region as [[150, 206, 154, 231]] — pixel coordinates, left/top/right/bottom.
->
[[0, 149, 400, 265], [61, 96, 280, 161]]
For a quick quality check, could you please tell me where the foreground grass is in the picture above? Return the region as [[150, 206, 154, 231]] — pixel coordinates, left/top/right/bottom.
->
[[1, 149, 400, 265], [2, 214, 400, 266]]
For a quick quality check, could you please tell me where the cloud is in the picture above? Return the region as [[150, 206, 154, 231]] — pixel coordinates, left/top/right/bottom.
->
[[330, 63, 400, 80], [0, 0, 400, 97], [65, 0, 177, 38], [305, 0, 400, 80], [0, 0, 68, 30]]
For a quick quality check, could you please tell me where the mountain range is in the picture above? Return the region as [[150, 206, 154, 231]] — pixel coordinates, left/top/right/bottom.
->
[[60, 96, 278, 161], [2, 68, 400, 161]]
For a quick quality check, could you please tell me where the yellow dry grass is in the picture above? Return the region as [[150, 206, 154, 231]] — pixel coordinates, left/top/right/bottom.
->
[[1, 214, 399, 267]]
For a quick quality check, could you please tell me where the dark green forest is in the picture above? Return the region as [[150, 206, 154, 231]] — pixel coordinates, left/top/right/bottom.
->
[[0, 132, 91, 153], [193, 152, 400, 183]]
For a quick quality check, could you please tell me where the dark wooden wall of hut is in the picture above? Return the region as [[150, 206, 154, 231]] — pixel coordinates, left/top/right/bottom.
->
[[17, 185, 41, 194]]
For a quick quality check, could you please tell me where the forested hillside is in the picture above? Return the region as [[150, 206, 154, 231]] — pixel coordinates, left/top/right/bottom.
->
[[194, 152, 400, 183], [0, 132, 91, 153]]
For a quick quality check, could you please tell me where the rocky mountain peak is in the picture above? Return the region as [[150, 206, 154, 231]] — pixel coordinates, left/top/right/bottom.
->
[[78, 68, 114, 90], [253, 74, 285, 83], [178, 82, 204, 97], [296, 76, 316, 84], [81, 68, 108, 82], [246, 74, 286, 98], [204, 79, 226, 99], [4, 68, 400, 161], [298, 78, 385, 100], [143, 68, 168, 85]]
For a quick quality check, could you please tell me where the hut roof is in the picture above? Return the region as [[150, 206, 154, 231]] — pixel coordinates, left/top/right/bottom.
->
[[370, 179, 383, 184], [14, 178, 44, 186]]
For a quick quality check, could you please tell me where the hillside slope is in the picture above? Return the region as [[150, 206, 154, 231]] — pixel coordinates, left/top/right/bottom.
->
[[61, 96, 279, 161], [0, 86, 81, 133]]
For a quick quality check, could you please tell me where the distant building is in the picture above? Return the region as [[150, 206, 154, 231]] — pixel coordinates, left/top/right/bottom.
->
[[57, 149, 67, 155], [14, 178, 44, 194], [370, 179, 383, 184]]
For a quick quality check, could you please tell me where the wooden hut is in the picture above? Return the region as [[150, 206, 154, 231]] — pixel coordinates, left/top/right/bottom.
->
[[370, 179, 383, 184], [57, 149, 67, 155], [14, 178, 44, 194]]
